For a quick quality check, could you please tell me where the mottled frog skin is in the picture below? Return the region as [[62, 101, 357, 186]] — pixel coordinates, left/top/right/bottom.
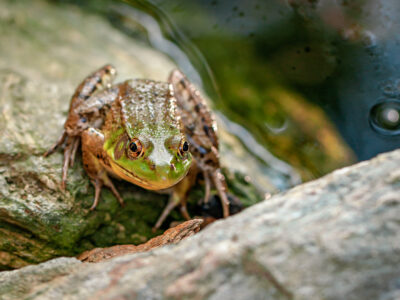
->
[[45, 65, 230, 229]]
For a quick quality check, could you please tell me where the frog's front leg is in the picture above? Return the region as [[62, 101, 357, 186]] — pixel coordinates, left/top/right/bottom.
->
[[44, 64, 117, 190], [153, 164, 198, 231], [81, 128, 124, 210]]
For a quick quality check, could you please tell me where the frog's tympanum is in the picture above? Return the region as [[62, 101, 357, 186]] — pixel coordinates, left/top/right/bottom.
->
[[45, 65, 230, 229]]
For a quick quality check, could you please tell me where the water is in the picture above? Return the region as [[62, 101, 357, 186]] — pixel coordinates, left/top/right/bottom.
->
[[54, 0, 400, 186]]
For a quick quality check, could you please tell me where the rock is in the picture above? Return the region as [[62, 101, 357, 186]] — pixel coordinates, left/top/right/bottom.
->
[[0, 257, 81, 299], [0, 0, 265, 269], [78, 219, 203, 263], [1, 149, 399, 300]]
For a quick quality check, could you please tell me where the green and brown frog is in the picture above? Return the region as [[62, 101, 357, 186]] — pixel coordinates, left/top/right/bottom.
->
[[45, 65, 231, 229]]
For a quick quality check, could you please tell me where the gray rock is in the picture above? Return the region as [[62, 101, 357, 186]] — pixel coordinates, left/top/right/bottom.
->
[[1, 149, 399, 300]]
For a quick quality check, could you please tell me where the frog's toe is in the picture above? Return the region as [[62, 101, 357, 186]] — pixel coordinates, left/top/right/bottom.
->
[[113, 192, 125, 208], [211, 169, 230, 218], [60, 180, 66, 191], [153, 196, 180, 231], [69, 138, 80, 167], [103, 177, 124, 208], [118, 199, 125, 208], [43, 131, 67, 157], [89, 201, 98, 211], [180, 204, 191, 221], [89, 178, 102, 211], [60, 136, 80, 191], [202, 170, 211, 204]]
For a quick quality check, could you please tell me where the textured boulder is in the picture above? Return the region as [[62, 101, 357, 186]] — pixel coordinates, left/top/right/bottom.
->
[[1, 149, 399, 300]]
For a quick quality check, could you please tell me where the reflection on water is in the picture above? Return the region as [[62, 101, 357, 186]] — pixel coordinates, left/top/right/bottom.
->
[[217, 113, 301, 187], [112, 0, 356, 182], [111, 2, 204, 88], [369, 100, 400, 136], [54, 0, 400, 186]]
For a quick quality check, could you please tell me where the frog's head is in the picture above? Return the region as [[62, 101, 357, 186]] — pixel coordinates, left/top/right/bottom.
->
[[103, 79, 192, 190], [104, 123, 192, 191]]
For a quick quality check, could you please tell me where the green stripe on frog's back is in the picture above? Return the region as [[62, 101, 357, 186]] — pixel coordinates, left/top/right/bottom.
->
[[119, 79, 182, 138]]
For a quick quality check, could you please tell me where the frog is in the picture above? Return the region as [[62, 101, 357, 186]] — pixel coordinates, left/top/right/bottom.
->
[[44, 65, 230, 230]]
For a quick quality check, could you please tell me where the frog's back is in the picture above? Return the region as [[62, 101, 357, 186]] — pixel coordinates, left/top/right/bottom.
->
[[118, 79, 181, 137]]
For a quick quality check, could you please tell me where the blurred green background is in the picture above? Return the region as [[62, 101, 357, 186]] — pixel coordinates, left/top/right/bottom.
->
[[52, 0, 400, 183]]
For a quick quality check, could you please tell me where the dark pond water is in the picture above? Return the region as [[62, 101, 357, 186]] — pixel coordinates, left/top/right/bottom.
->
[[55, 0, 400, 187]]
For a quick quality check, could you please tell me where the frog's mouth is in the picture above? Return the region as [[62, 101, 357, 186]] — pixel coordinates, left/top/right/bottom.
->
[[108, 160, 179, 190]]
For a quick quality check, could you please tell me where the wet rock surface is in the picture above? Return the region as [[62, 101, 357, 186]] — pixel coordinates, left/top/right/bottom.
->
[[1, 149, 399, 299]]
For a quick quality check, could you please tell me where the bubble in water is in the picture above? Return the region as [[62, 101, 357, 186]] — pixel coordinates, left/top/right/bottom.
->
[[369, 100, 400, 135]]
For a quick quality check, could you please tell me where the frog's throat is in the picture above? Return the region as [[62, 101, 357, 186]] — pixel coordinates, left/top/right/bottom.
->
[[108, 160, 178, 191]]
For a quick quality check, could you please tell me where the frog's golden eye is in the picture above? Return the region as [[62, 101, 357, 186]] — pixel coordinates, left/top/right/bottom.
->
[[178, 139, 189, 156], [127, 138, 143, 158]]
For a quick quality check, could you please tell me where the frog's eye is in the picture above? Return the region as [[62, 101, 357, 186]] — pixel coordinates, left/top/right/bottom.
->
[[178, 139, 189, 156], [127, 138, 143, 159]]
